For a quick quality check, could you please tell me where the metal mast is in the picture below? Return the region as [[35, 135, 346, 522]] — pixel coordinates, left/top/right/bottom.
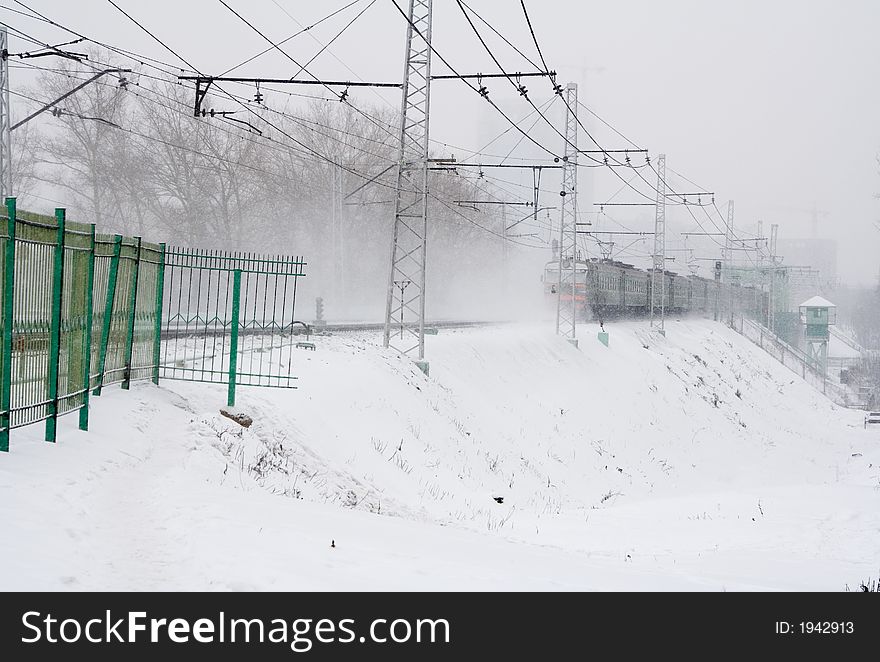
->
[[768, 223, 778, 331], [0, 28, 12, 198], [555, 82, 578, 347], [650, 153, 666, 332], [723, 200, 735, 323], [501, 203, 509, 297], [756, 219, 763, 321], [331, 165, 344, 306], [383, 0, 433, 370]]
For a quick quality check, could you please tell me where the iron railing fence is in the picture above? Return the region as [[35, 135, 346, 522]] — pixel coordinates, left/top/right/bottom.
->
[[0, 198, 307, 452]]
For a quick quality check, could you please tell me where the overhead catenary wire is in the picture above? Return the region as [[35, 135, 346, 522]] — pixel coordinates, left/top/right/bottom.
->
[[10, 14, 552, 248], [5, 8, 541, 248], [213, 0, 399, 144], [0, 2, 556, 165], [8, 55, 398, 168], [389, 0, 565, 162], [455, 0, 616, 168], [5, 3, 748, 256], [10, 78, 544, 249], [284, 0, 378, 82], [219, 0, 365, 76]]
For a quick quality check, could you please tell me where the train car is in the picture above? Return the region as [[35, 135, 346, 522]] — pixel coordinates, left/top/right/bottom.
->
[[542, 257, 589, 314], [645, 269, 677, 314], [541, 256, 770, 323], [588, 260, 621, 315], [623, 267, 650, 311], [688, 275, 713, 314], [671, 273, 690, 312], [587, 259, 654, 319]]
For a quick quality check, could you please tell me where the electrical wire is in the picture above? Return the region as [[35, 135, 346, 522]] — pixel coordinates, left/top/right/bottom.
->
[[220, 0, 364, 76], [455, 0, 615, 168], [389, 0, 563, 161]]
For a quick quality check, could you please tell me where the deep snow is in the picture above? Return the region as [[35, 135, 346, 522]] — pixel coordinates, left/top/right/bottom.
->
[[1, 318, 877, 591]]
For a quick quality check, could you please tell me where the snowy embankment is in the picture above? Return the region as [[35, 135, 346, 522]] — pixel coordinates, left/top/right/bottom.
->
[[1, 319, 877, 590]]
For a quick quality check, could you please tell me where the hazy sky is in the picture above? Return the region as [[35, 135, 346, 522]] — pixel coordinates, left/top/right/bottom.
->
[[5, 0, 880, 284]]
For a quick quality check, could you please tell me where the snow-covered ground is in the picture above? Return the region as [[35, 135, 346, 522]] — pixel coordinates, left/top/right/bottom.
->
[[2, 318, 877, 591]]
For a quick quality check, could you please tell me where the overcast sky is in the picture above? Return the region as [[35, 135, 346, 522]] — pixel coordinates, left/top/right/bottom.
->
[[5, 0, 880, 284]]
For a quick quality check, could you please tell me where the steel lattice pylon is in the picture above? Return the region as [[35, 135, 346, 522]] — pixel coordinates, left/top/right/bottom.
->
[[555, 83, 578, 346], [383, 0, 433, 363], [331, 165, 344, 305], [0, 28, 13, 198], [768, 223, 779, 331], [649, 153, 666, 330], [723, 200, 735, 323]]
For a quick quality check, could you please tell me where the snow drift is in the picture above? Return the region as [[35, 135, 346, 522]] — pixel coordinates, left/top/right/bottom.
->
[[1, 318, 877, 590]]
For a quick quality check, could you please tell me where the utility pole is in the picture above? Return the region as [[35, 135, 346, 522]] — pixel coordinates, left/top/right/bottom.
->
[[756, 219, 763, 321], [331, 165, 344, 307], [723, 200, 735, 324], [556, 83, 579, 347], [501, 203, 508, 291], [383, 0, 433, 373], [0, 27, 12, 198], [650, 153, 667, 334], [0, 43, 130, 199], [769, 223, 778, 331]]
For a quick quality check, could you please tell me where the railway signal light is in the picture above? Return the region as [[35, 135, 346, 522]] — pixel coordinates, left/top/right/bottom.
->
[[315, 297, 324, 323]]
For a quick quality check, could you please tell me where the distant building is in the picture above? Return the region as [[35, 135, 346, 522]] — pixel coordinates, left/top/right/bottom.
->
[[776, 237, 838, 287]]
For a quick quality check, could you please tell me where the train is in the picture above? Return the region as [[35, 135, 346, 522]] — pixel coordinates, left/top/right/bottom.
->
[[542, 256, 768, 321]]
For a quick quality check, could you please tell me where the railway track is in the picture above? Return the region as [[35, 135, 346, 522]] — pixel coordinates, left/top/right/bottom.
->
[[161, 319, 501, 340]]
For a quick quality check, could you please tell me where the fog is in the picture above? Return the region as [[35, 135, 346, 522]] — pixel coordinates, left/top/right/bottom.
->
[[2, 0, 879, 327]]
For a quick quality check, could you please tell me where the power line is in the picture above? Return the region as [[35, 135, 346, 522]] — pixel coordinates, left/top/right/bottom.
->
[[457, 0, 542, 72], [519, 0, 550, 73], [13, 0, 728, 257], [576, 100, 641, 151], [13, 79, 542, 250], [103, 0, 404, 184], [220, 0, 364, 76], [9, 1, 197, 75], [455, 0, 611, 168], [0, 7, 538, 254], [6, 12, 545, 250], [390, 0, 562, 161], [288, 0, 378, 81], [11, 55, 398, 166], [214, 0, 398, 144]]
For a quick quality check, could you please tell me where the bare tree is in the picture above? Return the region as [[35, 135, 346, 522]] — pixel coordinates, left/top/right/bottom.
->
[[10, 121, 40, 204], [27, 50, 129, 229], [15, 56, 520, 319]]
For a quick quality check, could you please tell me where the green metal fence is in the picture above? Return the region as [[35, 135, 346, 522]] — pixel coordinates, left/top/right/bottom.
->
[[0, 198, 164, 451], [91, 236, 164, 394], [160, 248, 308, 407], [1, 197, 308, 452]]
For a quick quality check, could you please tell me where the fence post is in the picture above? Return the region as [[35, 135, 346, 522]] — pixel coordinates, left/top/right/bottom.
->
[[122, 237, 142, 391], [45, 208, 66, 443], [78, 224, 96, 431], [94, 235, 122, 395], [0, 198, 17, 452], [228, 269, 241, 407], [152, 243, 166, 385]]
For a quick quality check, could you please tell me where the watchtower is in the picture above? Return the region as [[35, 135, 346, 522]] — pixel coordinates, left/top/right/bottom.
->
[[799, 296, 836, 374]]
